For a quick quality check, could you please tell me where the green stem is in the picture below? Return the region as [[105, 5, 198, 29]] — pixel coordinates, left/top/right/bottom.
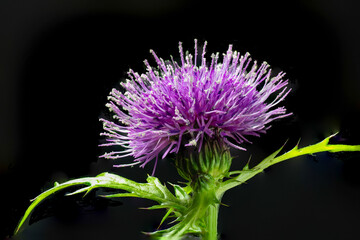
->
[[205, 203, 219, 240]]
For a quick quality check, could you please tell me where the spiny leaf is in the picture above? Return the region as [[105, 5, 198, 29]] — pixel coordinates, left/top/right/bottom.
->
[[15, 178, 93, 234], [15, 172, 187, 235], [219, 134, 360, 195]]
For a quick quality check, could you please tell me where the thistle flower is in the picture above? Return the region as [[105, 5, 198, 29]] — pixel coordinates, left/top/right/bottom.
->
[[100, 40, 291, 175]]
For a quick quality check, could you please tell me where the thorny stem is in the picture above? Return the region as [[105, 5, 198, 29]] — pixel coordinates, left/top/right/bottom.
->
[[189, 174, 221, 240]]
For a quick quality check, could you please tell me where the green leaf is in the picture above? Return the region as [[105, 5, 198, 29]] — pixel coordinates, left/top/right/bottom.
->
[[15, 172, 187, 235], [218, 134, 360, 195]]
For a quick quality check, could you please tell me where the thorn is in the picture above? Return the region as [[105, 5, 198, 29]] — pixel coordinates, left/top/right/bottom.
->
[[141, 231, 152, 236], [220, 202, 230, 207], [83, 187, 94, 198], [139, 207, 151, 210], [283, 138, 289, 147], [177, 180, 189, 185], [243, 155, 252, 170], [330, 132, 339, 138]]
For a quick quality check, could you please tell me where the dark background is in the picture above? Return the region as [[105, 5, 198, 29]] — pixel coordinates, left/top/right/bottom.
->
[[1, 0, 360, 239]]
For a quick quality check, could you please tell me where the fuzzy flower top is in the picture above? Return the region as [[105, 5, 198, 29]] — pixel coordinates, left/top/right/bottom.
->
[[100, 40, 291, 174]]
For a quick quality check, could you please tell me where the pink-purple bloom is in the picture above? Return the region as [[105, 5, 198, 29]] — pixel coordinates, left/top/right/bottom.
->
[[100, 40, 291, 174]]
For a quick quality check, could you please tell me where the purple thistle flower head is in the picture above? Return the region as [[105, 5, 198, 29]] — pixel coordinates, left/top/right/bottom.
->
[[100, 40, 291, 174]]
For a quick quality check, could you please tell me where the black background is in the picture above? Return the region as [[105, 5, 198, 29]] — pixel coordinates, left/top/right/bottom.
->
[[1, 0, 360, 239]]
